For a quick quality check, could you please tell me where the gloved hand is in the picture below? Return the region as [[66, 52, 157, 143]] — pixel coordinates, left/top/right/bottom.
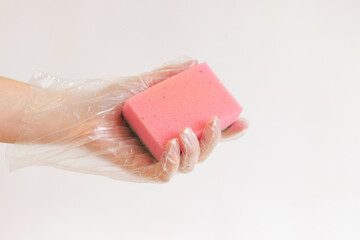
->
[[6, 57, 248, 183]]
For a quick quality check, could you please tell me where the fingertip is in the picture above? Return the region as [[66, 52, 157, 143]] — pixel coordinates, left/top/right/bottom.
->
[[198, 116, 221, 163], [163, 138, 180, 163], [180, 127, 197, 145], [210, 115, 220, 125], [157, 138, 181, 182], [239, 117, 250, 129], [179, 127, 200, 173], [221, 118, 249, 140], [207, 115, 221, 136], [158, 56, 198, 71], [171, 138, 180, 151]]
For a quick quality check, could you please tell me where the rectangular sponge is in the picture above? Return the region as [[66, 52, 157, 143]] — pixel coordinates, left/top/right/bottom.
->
[[122, 63, 242, 161]]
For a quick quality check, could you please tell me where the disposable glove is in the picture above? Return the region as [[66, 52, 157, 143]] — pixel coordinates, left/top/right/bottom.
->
[[6, 57, 248, 183]]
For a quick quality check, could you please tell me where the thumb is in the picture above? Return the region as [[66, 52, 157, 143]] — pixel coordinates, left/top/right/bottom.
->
[[121, 56, 198, 95]]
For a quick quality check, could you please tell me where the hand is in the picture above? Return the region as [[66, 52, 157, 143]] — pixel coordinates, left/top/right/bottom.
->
[[7, 57, 248, 183]]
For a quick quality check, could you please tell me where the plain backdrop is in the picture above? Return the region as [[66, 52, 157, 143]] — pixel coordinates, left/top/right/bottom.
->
[[1, 0, 360, 239]]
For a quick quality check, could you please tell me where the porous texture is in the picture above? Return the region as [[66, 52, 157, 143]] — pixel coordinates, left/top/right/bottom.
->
[[122, 63, 242, 161]]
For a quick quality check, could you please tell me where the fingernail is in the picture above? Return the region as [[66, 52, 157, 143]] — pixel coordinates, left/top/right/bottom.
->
[[210, 116, 220, 129], [170, 138, 179, 149], [182, 127, 197, 139], [239, 117, 250, 129]]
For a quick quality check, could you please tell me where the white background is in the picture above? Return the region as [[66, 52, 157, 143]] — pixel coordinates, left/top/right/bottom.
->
[[1, 0, 360, 239]]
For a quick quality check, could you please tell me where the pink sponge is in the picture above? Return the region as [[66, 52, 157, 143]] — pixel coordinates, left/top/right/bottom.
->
[[122, 63, 242, 161]]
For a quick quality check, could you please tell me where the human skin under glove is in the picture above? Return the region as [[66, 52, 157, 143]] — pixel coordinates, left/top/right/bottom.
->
[[1, 58, 248, 183]]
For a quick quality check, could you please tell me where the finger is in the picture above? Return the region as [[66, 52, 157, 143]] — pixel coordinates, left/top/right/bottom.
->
[[98, 57, 198, 107], [221, 118, 249, 141], [178, 127, 200, 173], [140, 138, 180, 183], [143, 56, 198, 86], [122, 57, 198, 94], [198, 116, 221, 163]]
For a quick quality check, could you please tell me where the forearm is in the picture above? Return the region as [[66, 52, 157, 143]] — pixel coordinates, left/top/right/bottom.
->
[[0, 76, 98, 144], [0, 77, 31, 143], [0, 76, 76, 144]]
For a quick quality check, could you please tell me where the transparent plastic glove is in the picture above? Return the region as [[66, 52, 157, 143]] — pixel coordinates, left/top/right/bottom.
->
[[6, 57, 248, 183]]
